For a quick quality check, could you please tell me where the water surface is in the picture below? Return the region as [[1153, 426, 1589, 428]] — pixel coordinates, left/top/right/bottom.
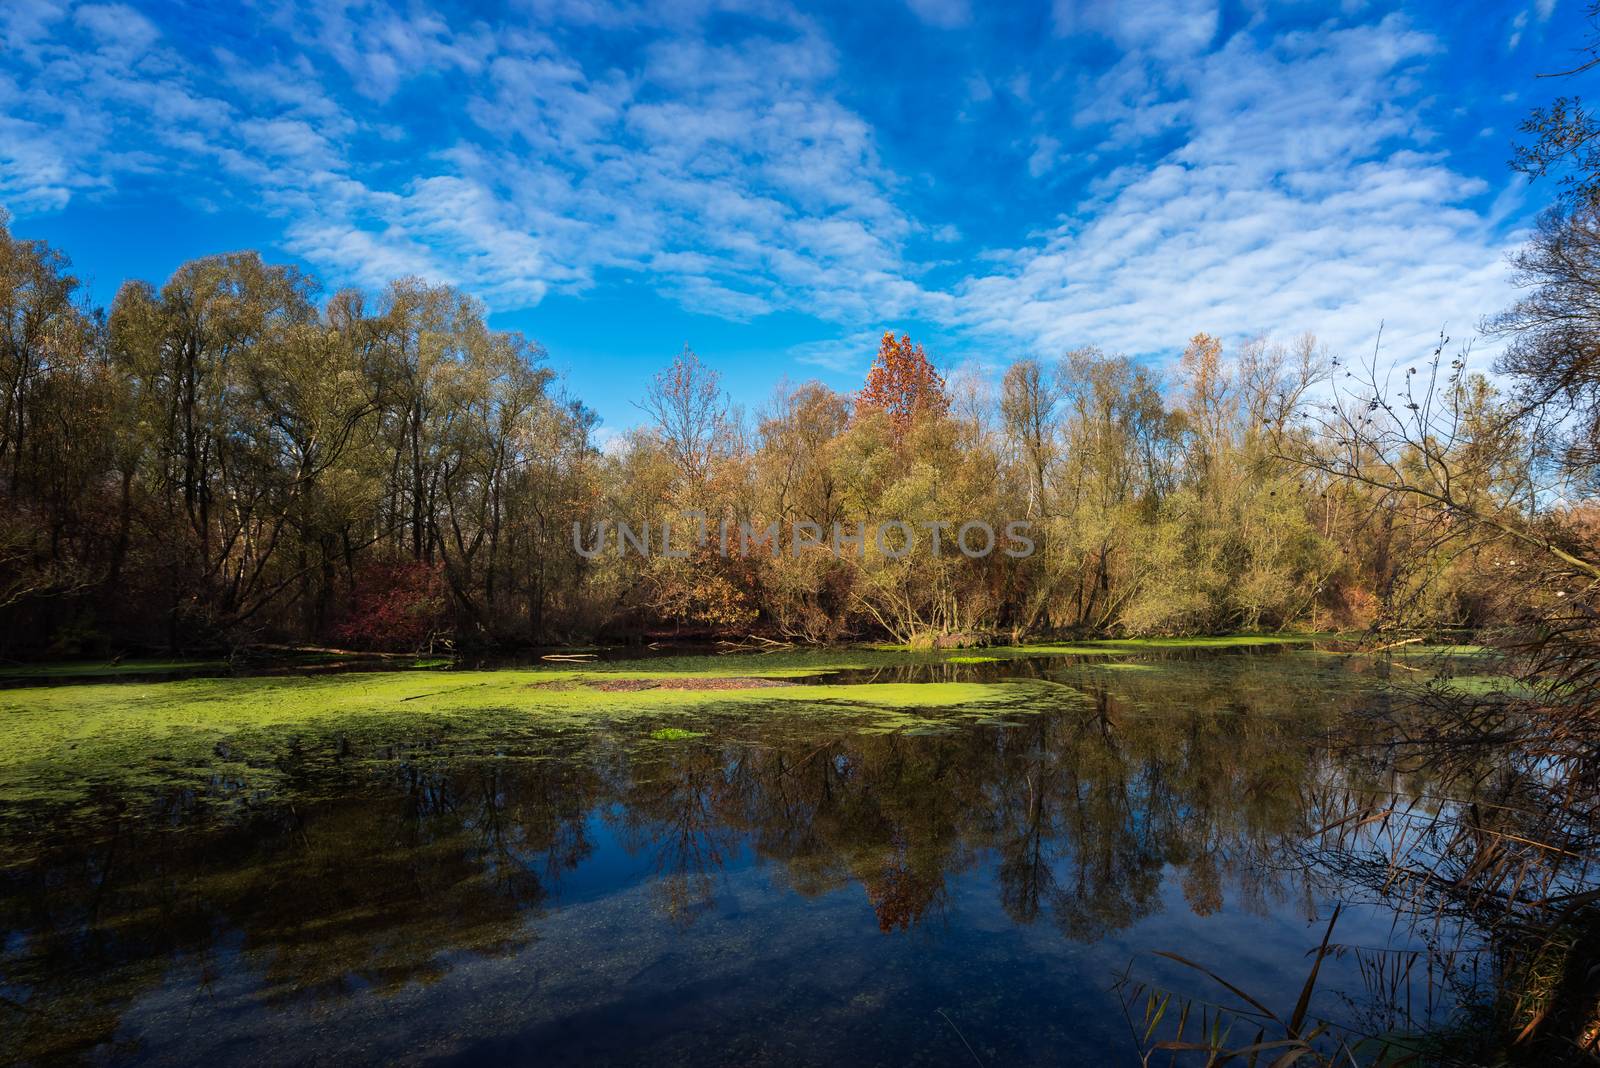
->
[[0, 646, 1470, 1065]]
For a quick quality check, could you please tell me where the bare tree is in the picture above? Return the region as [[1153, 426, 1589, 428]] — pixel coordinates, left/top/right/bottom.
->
[[999, 358, 1058, 518], [638, 345, 729, 501]]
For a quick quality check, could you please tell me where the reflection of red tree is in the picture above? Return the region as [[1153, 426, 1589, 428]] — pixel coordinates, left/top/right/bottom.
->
[[864, 847, 940, 932]]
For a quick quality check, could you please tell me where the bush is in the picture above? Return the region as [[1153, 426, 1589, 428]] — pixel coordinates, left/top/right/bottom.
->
[[330, 559, 449, 652]]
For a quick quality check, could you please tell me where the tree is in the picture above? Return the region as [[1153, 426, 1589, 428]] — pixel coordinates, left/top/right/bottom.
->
[[999, 359, 1057, 519], [1179, 331, 1230, 475], [110, 252, 336, 641], [639, 345, 729, 503], [1048, 348, 1173, 631], [1512, 2, 1600, 208], [0, 210, 86, 493], [857, 331, 948, 440], [1484, 207, 1600, 482], [757, 381, 848, 528]]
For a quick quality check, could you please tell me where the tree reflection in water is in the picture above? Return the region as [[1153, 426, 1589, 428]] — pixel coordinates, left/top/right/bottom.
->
[[0, 652, 1467, 1064]]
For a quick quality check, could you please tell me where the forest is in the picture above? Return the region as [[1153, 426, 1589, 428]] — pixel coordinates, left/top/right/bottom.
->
[[0, 210, 1585, 657]]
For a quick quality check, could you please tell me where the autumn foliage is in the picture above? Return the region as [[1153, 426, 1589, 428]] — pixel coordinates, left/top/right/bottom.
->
[[332, 559, 450, 652], [857, 331, 948, 438]]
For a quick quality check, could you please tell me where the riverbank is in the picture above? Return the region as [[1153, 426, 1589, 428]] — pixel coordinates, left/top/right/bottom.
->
[[0, 632, 1332, 683]]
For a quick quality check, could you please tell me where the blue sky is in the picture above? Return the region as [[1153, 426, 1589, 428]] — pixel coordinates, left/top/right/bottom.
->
[[0, 0, 1575, 435]]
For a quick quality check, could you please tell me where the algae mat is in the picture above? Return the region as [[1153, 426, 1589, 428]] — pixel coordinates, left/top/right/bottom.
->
[[0, 665, 1078, 811]]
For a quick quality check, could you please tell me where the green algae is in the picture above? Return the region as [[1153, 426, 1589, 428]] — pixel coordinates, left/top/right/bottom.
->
[[0, 661, 1074, 813], [589, 633, 1309, 675], [1396, 643, 1493, 663], [1095, 634, 1310, 647], [0, 637, 1342, 818], [0, 669, 1039, 736], [1439, 673, 1540, 698], [595, 649, 940, 676], [5, 640, 1336, 813], [649, 727, 703, 741]]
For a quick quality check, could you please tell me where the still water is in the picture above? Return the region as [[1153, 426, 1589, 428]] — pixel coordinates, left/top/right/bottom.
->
[[0, 648, 1470, 1065]]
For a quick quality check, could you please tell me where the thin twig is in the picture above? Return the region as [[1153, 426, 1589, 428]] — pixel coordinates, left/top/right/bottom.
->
[[937, 1008, 986, 1067]]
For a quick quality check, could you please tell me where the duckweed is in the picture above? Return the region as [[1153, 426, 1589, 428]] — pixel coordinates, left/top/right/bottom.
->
[[0, 660, 1078, 813], [649, 727, 703, 741]]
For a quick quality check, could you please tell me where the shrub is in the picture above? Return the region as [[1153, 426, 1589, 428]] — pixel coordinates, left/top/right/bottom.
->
[[331, 559, 449, 652]]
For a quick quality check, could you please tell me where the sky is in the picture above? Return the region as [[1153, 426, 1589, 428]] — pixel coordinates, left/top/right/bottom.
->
[[0, 0, 1580, 436]]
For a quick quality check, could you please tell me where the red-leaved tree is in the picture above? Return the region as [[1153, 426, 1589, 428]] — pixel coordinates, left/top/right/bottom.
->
[[331, 559, 449, 651], [858, 331, 949, 439]]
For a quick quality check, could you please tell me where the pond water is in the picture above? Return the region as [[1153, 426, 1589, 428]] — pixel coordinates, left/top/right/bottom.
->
[[0, 645, 1478, 1065]]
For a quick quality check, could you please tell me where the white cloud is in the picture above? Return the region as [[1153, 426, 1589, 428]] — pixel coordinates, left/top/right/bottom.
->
[[788, 329, 885, 373], [72, 3, 157, 53], [0, 0, 931, 320], [0, 113, 88, 212], [1054, 0, 1219, 59], [289, 0, 495, 101], [951, 14, 1517, 365], [905, 0, 970, 29], [439, 25, 927, 317], [1027, 135, 1060, 178], [591, 424, 627, 455], [0, 0, 67, 61]]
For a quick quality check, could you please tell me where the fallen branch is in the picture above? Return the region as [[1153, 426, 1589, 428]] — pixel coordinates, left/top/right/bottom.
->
[[246, 642, 414, 660], [1368, 637, 1426, 654], [717, 634, 796, 654]]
